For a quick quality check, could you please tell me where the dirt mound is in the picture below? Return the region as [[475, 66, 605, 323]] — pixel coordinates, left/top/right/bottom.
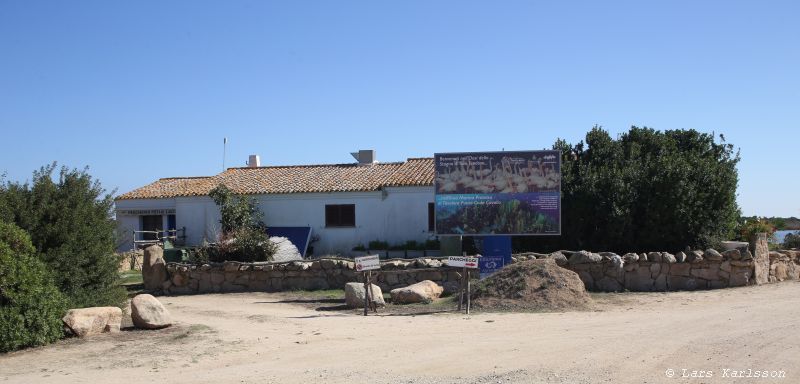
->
[[472, 258, 592, 311]]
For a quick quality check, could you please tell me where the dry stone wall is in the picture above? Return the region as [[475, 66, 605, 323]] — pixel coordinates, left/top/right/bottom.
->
[[159, 257, 473, 295], [151, 235, 798, 295]]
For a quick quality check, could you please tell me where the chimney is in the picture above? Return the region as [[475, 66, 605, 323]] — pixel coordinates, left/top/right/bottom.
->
[[247, 155, 261, 168], [350, 149, 376, 165]]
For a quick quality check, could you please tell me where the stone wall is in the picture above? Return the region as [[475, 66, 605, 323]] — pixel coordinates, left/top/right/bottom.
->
[[159, 258, 475, 296], [149, 235, 799, 295], [533, 249, 760, 292], [118, 250, 144, 272], [768, 250, 800, 283]]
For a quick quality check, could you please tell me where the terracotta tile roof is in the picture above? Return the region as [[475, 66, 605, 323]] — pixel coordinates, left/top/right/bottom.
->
[[115, 158, 434, 200]]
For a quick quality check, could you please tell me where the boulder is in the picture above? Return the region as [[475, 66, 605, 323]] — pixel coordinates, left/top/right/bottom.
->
[[131, 294, 172, 329], [596, 276, 623, 292], [722, 249, 741, 260], [674, 252, 687, 263], [344, 282, 386, 308], [390, 280, 443, 304], [62, 307, 123, 337], [142, 245, 168, 291], [647, 252, 663, 263], [704, 249, 723, 261], [547, 252, 569, 266], [687, 250, 704, 263], [622, 253, 639, 263], [568, 251, 602, 265], [661, 252, 677, 264], [609, 255, 624, 269]]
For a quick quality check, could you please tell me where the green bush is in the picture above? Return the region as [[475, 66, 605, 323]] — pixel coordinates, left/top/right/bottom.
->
[[424, 239, 441, 249], [209, 184, 264, 233], [738, 218, 776, 243], [202, 184, 276, 262], [516, 126, 740, 253], [0, 164, 126, 308], [0, 222, 67, 353], [368, 240, 389, 250], [784, 232, 800, 249]]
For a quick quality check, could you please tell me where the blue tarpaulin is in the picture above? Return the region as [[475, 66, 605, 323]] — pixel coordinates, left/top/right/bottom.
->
[[266, 227, 312, 257]]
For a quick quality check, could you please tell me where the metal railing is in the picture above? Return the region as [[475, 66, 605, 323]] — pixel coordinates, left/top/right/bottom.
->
[[132, 227, 186, 249]]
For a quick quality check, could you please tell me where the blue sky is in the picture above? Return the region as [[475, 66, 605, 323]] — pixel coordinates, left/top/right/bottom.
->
[[1, 1, 798, 217]]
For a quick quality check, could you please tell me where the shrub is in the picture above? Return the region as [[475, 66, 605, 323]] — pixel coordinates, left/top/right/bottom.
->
[[515, 126, 741, 253], [424, 239, 441, 249], [352, 244, 367, 251], [0, 164, 126, 308], [0, 221, 67, 352], [784, 232, 800, 249], [204, 184, 276, 262], [368, 240, 389, 250], [739, 218, 776, 243], [209, 184, 263, 233]]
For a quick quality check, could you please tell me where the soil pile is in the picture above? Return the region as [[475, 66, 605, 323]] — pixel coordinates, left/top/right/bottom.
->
[[471, 258, 592, 311]]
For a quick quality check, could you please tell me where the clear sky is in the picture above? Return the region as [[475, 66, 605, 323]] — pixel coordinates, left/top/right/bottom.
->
[[1, 1, 798, 217]]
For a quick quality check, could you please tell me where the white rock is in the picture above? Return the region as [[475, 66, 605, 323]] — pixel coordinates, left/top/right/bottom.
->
[[131, 294, 172, 329], [390, 280, 444, 304], [62, 307, 122, 337], [344, 282, 385, 308]]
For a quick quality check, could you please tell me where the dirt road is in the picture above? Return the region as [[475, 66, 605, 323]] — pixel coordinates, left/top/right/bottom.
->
[[2, 282, 797, 384]]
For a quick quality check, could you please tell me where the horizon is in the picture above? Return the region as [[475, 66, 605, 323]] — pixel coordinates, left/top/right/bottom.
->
[[1, 1, 798, 217]]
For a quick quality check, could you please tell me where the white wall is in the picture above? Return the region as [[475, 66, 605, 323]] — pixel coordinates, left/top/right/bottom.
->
[[114, 198, 176, 251], [255, 186, 435, 255], [115, 186, 436, 255], [175, 196, 220, 246]]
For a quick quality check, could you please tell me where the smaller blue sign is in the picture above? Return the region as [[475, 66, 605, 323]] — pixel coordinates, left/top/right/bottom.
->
[[479, 256, 506, 279], [479, 235, 512, 279]]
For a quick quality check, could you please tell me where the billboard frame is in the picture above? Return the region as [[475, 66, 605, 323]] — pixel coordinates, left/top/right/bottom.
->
[[433, 150, 562, 237]]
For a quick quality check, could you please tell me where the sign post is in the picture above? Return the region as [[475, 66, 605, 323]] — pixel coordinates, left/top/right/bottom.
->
[[354, 255, 381, 316], [448, 254, 479, 314]]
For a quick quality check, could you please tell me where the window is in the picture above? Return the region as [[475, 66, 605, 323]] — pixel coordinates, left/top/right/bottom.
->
[[428, 202, 435, 232], [325, 204, 355, 227]]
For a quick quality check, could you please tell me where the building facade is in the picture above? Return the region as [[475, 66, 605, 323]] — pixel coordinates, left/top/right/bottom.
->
[[115, 156, 436, 256]]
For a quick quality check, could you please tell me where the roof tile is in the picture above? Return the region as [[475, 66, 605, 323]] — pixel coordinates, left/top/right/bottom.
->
[[116, 158, 434, 200]]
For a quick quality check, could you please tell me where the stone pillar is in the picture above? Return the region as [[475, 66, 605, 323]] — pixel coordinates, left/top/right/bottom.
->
[[142, 245, 168, 292], [751, 233, 770, 285]]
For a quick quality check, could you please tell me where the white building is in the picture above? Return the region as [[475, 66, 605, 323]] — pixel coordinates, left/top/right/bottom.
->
[[114, 151, 436, 256]]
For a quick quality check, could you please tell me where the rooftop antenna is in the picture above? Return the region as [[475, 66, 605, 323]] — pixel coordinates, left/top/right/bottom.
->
[[222, 137, 227, 171]]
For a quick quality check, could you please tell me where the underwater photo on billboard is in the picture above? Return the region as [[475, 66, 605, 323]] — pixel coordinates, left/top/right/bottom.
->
[[434, 151, 561, 236]]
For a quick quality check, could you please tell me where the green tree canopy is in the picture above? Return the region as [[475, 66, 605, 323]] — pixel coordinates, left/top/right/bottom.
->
[[0, 164, 125, 308], [0, 221, 67, 352], [517, 126, 740, 253]]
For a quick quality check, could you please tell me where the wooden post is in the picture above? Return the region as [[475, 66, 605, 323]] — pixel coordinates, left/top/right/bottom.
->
[[367, 271, 377, 313], [466, 268, 471, 315], [363, 271, 369, 316]]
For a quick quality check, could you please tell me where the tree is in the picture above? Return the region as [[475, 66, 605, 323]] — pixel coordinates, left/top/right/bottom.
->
[[0, 164, 125, 308], [208, 184, 264, 233], [203, 184, 275, 262], [517, 126, 740, 253], [0, 221, 67, 352]]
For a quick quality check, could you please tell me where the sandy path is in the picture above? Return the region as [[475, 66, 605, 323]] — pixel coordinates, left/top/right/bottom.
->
[[1, 282, 798, 384]]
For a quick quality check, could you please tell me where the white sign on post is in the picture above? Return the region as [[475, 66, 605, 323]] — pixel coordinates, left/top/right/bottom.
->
[[447, 256, 480, 269], [354, 255, 381, 272]]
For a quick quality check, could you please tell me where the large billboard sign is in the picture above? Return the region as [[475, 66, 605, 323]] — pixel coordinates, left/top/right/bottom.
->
[[434, 150, 561, 236]]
